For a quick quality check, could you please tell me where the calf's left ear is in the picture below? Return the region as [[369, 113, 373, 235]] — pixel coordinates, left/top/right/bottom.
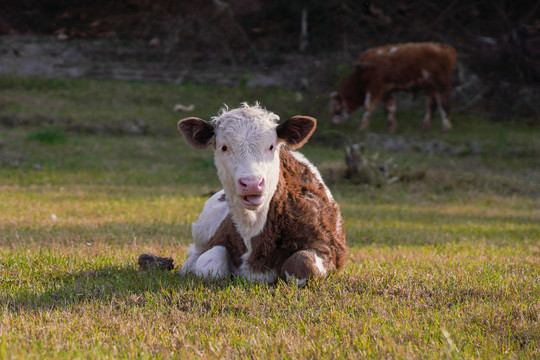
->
[[277, 116, 317, 150], [178, 117, 215, 149]]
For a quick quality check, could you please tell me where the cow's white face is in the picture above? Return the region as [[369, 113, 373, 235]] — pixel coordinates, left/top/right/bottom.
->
[[178, 103, 317, 211], [213, 107, 280, 210]]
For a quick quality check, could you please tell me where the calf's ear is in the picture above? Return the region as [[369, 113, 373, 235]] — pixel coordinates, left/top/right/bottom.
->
[[276, 116, 317, 150], [178, 117, 215, 149]]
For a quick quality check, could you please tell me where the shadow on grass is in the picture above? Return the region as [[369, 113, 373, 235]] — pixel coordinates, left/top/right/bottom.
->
[[2, 260, 525, 316], [2, 264, 262, 312]]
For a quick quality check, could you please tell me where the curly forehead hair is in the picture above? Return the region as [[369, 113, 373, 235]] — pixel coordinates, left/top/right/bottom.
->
[[211, 102, 280, 126]]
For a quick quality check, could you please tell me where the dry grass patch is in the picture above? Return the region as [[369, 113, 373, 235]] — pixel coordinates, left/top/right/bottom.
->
[[2, 243, 539, 358], [1, 76, 539, 358]]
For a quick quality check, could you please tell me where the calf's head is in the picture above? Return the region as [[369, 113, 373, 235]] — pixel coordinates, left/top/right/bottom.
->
[[178, 103, 316, 210]]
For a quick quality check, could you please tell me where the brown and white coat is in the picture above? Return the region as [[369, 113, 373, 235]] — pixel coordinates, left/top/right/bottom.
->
[[330, 42, 457, 133], [178, 103, 347, 285]]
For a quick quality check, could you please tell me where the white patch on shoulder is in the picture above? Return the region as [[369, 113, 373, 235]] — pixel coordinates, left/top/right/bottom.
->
[[388, 46, 397, 54], [194, 246, 231, 279], [191, 190, 229, 251], [422, 69, 431, 80], [290, 151, 334, 201], [285, 271, 308, 287]]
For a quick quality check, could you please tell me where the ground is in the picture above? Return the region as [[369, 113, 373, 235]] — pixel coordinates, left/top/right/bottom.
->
[[0, 35, 329, 89], [0, 51, 539, 358]]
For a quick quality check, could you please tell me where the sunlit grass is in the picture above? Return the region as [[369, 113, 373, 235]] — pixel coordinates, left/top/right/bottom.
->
[[1, 75, 539, 358]]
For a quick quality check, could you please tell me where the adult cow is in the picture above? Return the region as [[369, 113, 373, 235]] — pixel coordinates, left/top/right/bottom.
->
[[178, 103, 347, 285], [330, 42, 457, 133]]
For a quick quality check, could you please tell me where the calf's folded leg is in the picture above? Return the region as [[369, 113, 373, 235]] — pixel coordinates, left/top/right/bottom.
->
[[195, 246, 231, 279], [280, 250, 333, 286]]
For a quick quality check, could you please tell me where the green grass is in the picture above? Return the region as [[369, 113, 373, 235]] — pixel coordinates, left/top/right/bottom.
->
[[1, 75, 539, 359], [27, 128, 67, 145]]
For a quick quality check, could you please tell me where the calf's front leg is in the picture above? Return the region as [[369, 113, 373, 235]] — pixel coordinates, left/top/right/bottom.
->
[[280, 250, 332, 286], [179, 244, 201, 275], [194, 246, 232, 279]]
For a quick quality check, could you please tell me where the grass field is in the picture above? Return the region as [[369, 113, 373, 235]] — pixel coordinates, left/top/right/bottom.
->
[[1, 75, 539, 359]]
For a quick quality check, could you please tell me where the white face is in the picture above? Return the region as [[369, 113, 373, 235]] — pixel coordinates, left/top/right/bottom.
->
[[212, 107, 281, 211]]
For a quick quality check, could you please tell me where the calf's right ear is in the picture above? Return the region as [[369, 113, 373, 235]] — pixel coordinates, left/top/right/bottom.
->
[[277, 116, 317, 150], [178, 117, 215, 149]]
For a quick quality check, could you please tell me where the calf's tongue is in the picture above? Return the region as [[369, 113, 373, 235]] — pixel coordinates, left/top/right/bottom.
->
[[244, 195, 263, 206]]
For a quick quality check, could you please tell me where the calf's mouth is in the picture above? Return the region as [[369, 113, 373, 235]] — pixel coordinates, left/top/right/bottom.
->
[[241, 194, 264, 208]]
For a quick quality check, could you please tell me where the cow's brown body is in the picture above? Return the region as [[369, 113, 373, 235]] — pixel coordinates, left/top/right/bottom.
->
[[330, 42, 457, 133], [204, 148, 347, 280]]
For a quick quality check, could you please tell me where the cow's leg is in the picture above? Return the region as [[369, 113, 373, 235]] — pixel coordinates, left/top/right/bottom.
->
[[436, 91, 452, 133], [421, 93, 437, 133], [194, 246, 231, 279], [191, 190, 229, 247], [280, 250, 333, 287], [359, 92, 380, 131], [180, 189, 229, 275], [179, 244, 201, 275], [383, 93, 397, 133], [236, 254, 278, 283]]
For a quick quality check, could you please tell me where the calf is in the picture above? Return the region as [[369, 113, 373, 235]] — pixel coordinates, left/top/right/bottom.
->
[[178, 103, 347, 285], [330, 42, 457, 133]]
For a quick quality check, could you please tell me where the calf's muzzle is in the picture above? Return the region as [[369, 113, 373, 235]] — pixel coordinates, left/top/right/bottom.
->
[[237, 176, 265, 208]]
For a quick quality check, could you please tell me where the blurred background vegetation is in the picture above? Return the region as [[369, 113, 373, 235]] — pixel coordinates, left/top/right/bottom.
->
[[1, 0, 538, 122]]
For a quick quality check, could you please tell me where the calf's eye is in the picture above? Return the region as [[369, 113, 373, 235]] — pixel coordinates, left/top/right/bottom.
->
[[221, 145, 228, 152], [269, 145, 274, 151]]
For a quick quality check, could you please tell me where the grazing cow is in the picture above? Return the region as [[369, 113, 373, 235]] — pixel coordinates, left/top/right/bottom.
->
[[178, 103, 347, 285], [330, 42, 457, 133]]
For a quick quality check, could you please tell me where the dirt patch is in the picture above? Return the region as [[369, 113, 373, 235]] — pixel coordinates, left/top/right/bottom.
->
[[0, 35, 337, 90], [364, 133, 483, 156], [0, 111, 172, 136]]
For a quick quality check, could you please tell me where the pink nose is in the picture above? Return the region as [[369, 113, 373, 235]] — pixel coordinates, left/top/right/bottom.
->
[[238, 177, 265, 194]]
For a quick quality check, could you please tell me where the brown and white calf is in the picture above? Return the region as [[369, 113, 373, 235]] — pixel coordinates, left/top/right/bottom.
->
[[330, 42, 457, 133], [178, 103, 347, 285]]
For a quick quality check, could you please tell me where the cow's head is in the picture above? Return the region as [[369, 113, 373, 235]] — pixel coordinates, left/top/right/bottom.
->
[[178, 103, 316, 211], [330, 63, 373, 124], [329, 91, 349, 125]]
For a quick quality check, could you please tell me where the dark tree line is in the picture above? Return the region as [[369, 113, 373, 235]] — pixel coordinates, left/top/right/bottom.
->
[[1, 0, 539, 116], [1, 1, 536, 51]]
